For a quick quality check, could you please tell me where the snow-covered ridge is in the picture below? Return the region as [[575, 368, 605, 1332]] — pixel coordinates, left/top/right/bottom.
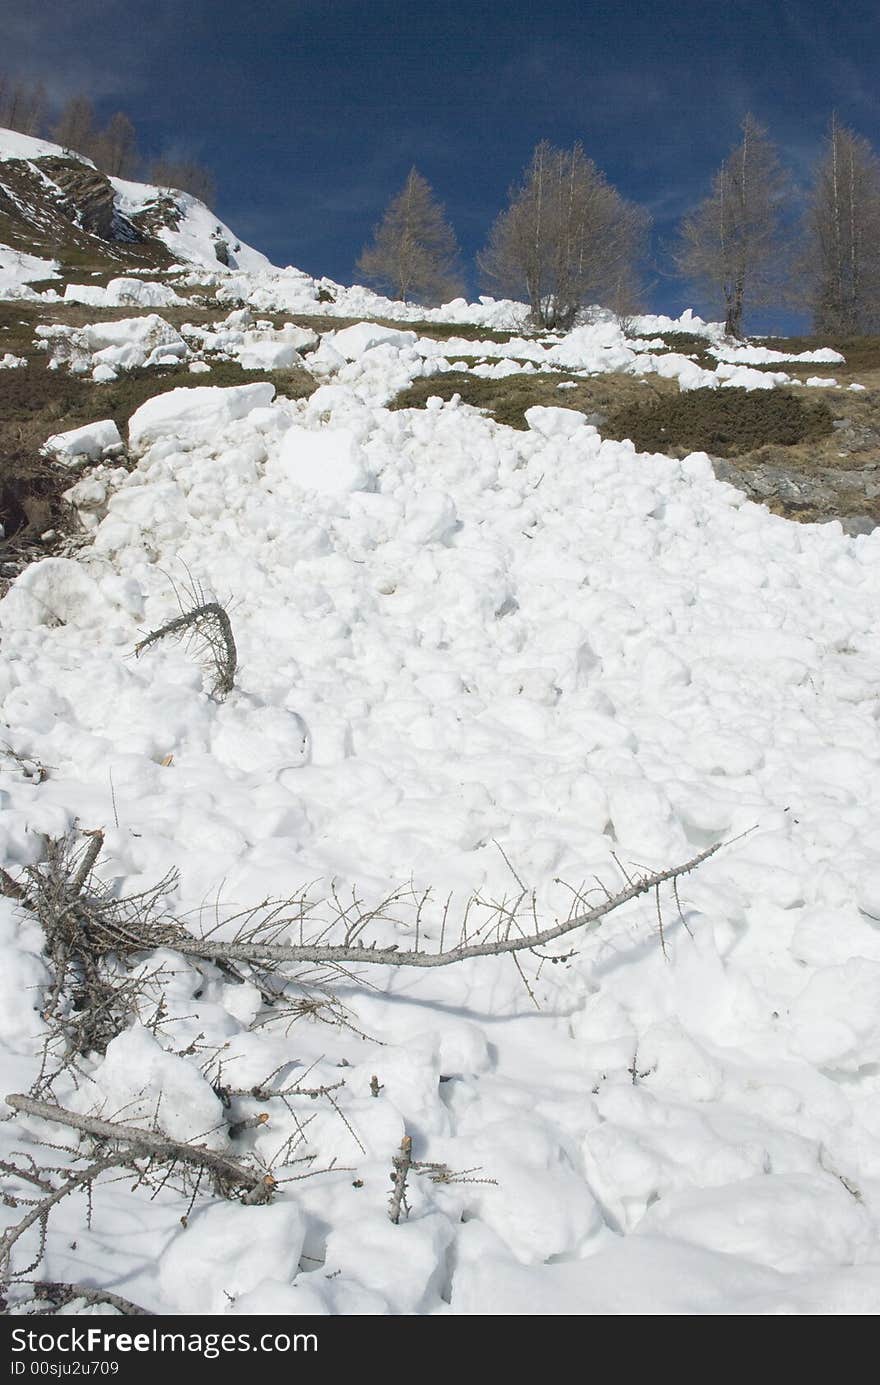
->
[[0, 128, 95, 165]]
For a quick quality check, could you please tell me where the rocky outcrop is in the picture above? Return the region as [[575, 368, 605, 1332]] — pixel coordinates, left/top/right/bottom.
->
[[713, 456, 880, 534], [37, 158, 144, 243]]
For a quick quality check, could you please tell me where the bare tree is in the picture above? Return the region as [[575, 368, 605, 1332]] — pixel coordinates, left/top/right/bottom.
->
[[803, 116, 880, 335], [675, 114, 788, 339], [0, 77, 47, 137], [479, 141, 648, 331], [356, 167, 464, 305], [51, 96, 96, 158], [92, 111, 139, 178], [148, 157, 217, 206]]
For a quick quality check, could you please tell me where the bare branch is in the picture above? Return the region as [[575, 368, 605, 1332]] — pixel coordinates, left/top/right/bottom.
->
[[135, 600, 236, 698], [24, 1280, 154, 1316], [4, 1094, 274, 1201], [175, 842, 720, 970]]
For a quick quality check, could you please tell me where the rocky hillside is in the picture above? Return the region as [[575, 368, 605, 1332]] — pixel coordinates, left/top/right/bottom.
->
[[0, 128, 269, 291]]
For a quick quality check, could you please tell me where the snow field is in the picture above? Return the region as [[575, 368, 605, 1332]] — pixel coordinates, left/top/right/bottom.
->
[[2, 348, 880, 1312]]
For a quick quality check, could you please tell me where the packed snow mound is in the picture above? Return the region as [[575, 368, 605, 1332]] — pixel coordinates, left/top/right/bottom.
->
[[712, 343, 846, 366], [208, 265, 532, 328], [3, 337, 880, 1313], [36, 313, 188, 378]]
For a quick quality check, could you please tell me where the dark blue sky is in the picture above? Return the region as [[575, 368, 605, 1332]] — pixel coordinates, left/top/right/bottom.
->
[[4, 0, 880, 326]]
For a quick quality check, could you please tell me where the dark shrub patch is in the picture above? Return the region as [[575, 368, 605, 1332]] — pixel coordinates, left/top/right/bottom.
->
[[631, 332, 715, 368], [0, 445, 74, 542], [603, 387, 835, 457]]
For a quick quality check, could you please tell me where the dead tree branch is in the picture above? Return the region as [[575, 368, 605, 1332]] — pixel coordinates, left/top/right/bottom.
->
[[0, 1154, 120, 1276], [5, 1094, 275, 1202], [176, 842, 720, 970], [135, 601, 236, 698], [23, 1280, 154, 1316], [388, 1134, 412, 1224]]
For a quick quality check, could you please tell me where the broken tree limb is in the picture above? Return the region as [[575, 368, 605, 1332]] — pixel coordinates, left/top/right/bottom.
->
[[0, 1154, 120, 1273], [27, 1281, 154, 1316], [134, 601, 237, 697], [388, 1134, 412, 1224], [173, 841, 721, 970], [4, 1094, 274, 1201]]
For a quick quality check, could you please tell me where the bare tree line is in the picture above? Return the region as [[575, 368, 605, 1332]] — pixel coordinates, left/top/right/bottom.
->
[[0, 74, 215, 203], [361, 118, 880, 336], [4, 72, 880, 337]]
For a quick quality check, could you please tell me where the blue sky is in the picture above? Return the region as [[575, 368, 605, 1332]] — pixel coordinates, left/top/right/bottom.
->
[[4, 0, 880, 327]]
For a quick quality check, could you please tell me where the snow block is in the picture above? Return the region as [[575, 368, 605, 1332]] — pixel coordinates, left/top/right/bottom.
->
[[128, 382, 276, 452], [330, 322, 418, 360], [43, 418, 123, 467], [271, 424, 370, 494]]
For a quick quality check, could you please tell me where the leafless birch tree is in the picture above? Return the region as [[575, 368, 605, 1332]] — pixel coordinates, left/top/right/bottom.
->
[[803, 116, 880, 335], [479, 141, 647, 331], [675, 115, 788, 339]]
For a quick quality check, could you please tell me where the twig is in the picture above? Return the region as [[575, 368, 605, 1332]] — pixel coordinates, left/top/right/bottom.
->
[[0, 1155, 119, 1273], [388, 1134, 412, 1224], [135, 601, 237, 698]]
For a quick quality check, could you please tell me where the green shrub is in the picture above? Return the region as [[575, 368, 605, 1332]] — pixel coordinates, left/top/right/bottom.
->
[[603, 387, 834, 456]]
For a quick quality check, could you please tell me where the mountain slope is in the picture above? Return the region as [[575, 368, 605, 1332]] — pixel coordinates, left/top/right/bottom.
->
[[0, 127, 271, 290]]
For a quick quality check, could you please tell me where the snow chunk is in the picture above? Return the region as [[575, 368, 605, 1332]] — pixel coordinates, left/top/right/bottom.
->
[[330, 322, 418, 360], [37, 314, 187, 374], [159, 1201, 306, 1314], [524, 405, 589, 437], [128, 382, 276, 452], [63, 277, 186, 308], [83, 1026, 225, 1145], [270, 424, 370, 495], [43, 419, 123, 467], [0, 557, 119, 630]]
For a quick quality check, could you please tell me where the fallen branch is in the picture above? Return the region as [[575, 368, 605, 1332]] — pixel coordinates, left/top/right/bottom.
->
[[25, 1281, 154, 1316], [135, 600, 236, 698], [5, 1094, 275, 1202], [175, 842, 720, 970], [0, 1155, 120, 1275]]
